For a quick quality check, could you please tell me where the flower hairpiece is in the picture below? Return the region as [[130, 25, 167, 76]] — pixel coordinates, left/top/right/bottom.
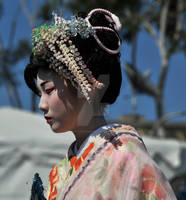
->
[[53, 13, 96, 38], [32, 13, 96, 54]]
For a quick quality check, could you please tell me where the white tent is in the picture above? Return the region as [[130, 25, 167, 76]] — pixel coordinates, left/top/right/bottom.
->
[[0, 107, 75, 200], [0, 107, 186, 199]]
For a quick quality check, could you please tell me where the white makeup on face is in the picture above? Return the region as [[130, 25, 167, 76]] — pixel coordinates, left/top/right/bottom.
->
[[37, 68, 82, 133]]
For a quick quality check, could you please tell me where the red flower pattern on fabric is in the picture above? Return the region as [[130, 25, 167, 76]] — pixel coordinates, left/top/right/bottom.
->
[[155, 183, 167, 199], [70, 156, 77, 167], [70, 142, 94, 171], [49, 165, 60, 200], [142, 164, 167, 199], [142, 164, 155, 194]]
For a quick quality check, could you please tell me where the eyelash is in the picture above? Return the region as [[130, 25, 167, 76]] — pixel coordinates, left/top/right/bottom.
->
[[45, 87, 55, 94]]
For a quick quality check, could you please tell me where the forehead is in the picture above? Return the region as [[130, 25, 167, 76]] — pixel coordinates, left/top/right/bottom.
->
[[36, 68, 67, 90], [37, 68, 57, 82]]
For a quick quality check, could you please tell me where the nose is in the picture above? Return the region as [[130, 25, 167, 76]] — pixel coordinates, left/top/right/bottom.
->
[[38, 94, 48, 112]]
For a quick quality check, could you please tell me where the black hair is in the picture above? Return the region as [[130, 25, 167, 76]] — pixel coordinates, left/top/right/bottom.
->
[[24, 10, 122, 104]]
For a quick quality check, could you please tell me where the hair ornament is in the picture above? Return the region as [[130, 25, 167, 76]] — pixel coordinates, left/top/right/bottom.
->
[[31, 10, 122, 101], [86, 8, 122, 31], [85, 8, 122, 54], [52, 12, 96, 38]]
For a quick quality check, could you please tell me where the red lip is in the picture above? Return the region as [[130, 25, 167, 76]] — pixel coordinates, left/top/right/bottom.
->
[[46, 119, 52, 124], [45, 116, 52, 124]]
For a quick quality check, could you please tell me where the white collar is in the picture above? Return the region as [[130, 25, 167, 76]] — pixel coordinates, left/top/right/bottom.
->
[[74, 123, 121, 158]]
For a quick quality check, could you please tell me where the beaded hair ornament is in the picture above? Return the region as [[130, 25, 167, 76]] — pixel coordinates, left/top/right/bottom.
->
[[32, 8, 121, 101]]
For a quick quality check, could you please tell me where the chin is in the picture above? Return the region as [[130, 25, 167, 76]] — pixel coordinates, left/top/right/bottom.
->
[[50, 124, 70, 133]]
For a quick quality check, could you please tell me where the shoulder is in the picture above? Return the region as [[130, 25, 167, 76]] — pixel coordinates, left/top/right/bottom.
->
[[96, 125, 176, 199], [100, 124, 147, 155], [94, 124, 164, 181], [91, 124, 148, 172]]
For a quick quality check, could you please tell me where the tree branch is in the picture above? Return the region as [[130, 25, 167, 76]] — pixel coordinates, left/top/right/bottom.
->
[[124, 7, 160, 47], [20, 0, 32, 26], [131, 34, 138, 67], [150, 110, 186, 136], [158, 0, 170, 90], [143, 20, 159, 44], [8, 6, 20, 50], [33, 0, 38, 27], [144, 0, 161, 15], [159, 0, 169, 49], [0, 35, 4, 54], [19, 0, 39, 111], [20, 0, 38, 27], [168, 0, 183, 55], [173, 0, 183, 42]]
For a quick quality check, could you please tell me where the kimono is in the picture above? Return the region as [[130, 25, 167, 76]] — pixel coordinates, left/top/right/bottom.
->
[[32, 124, 176, 200]]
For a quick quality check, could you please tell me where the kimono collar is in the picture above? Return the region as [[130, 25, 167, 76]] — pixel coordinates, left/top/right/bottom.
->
[[73, 123, 122, 158]]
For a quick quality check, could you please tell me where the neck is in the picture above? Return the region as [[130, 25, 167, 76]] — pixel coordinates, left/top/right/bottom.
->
[[73, 115, 107, 149]]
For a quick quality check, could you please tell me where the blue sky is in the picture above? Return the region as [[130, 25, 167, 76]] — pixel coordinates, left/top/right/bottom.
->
[[0, 0, 186, 122]]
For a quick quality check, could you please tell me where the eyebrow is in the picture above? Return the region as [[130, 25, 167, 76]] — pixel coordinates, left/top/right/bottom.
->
[[40, 80, 49, 87]]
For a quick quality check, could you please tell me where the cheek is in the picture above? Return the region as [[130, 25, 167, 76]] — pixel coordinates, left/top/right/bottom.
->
[[50, 93, 77, 132], [49, 91, 76, 118], [50, 93, 66, 113]]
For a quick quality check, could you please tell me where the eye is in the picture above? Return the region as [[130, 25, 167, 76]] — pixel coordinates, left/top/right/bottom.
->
[[45, 87, 55, 94]]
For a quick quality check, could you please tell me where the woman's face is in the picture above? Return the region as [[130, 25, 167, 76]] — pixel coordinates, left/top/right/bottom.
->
[[37, 68, 82, 133]]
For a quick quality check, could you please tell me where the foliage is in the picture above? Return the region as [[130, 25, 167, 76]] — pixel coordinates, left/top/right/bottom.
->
[[11, 39, 31, 64], [0, 1, 31, 108], [37, 0, 61, 21]]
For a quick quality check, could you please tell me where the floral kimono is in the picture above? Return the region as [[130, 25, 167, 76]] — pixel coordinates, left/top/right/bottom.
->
[[32, 124, 176, 200]]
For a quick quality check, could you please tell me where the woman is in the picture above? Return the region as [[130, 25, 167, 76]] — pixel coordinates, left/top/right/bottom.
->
[[25, 8, 176, 200]]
